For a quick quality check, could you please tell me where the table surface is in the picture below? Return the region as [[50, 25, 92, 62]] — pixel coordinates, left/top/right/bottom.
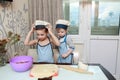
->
[[0, 63, 116, 80], [89, 64, 116, 80]]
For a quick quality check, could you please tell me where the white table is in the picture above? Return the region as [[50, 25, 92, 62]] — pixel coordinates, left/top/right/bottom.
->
[[0, 64, 115, 80]]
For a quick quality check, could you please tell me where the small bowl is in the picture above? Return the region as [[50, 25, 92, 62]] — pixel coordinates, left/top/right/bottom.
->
[[10, 56, 33, 72], [38, 76, 52, 80]]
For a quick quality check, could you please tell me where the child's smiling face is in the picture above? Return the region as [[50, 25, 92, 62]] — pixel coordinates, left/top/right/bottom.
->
[[36, 29, 48, 41], [56, 28, 67, 38]]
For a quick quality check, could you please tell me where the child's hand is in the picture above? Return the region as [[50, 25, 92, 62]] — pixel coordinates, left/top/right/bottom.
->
[[30, 24, 35, 33], [46, 23, 52, 33], [62, 53, 69, 58]]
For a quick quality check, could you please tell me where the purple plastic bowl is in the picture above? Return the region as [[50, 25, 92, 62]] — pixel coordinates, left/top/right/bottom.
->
[[10, 56, 33, 72]]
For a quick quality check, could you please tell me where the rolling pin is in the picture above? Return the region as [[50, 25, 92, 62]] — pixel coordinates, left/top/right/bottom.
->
[[58, 65, 93, 75]]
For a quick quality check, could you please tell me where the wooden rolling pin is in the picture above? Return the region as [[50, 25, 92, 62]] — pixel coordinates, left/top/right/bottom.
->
[[58, 65, 93, 75]]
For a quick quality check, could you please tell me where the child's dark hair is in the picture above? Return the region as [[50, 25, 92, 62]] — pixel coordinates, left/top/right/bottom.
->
[[35, 25, 48, 33], [56, 24, 68, 30]]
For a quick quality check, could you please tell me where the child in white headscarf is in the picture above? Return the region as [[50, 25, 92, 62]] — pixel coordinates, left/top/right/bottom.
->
[[56, 19, 75, 64], [24, 20, 60, 63]]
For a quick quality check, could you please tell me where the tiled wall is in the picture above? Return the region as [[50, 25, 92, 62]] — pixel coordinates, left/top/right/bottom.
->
[[0, 0, 29, 59]]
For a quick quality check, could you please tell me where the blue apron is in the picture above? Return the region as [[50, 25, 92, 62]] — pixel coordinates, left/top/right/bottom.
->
[[37, 38, 54, 63], [58, 35, 73, 63]]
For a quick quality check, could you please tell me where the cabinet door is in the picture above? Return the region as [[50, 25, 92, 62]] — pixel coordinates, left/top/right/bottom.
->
[[89, 39, 118, 74]]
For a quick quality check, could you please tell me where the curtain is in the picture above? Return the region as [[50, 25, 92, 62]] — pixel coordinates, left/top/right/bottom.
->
[[28, 0, 63, 29]]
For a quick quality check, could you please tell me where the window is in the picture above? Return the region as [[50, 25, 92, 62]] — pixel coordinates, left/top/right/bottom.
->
[[63, 0, 79, 35], [91, 1, 120, 35]]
